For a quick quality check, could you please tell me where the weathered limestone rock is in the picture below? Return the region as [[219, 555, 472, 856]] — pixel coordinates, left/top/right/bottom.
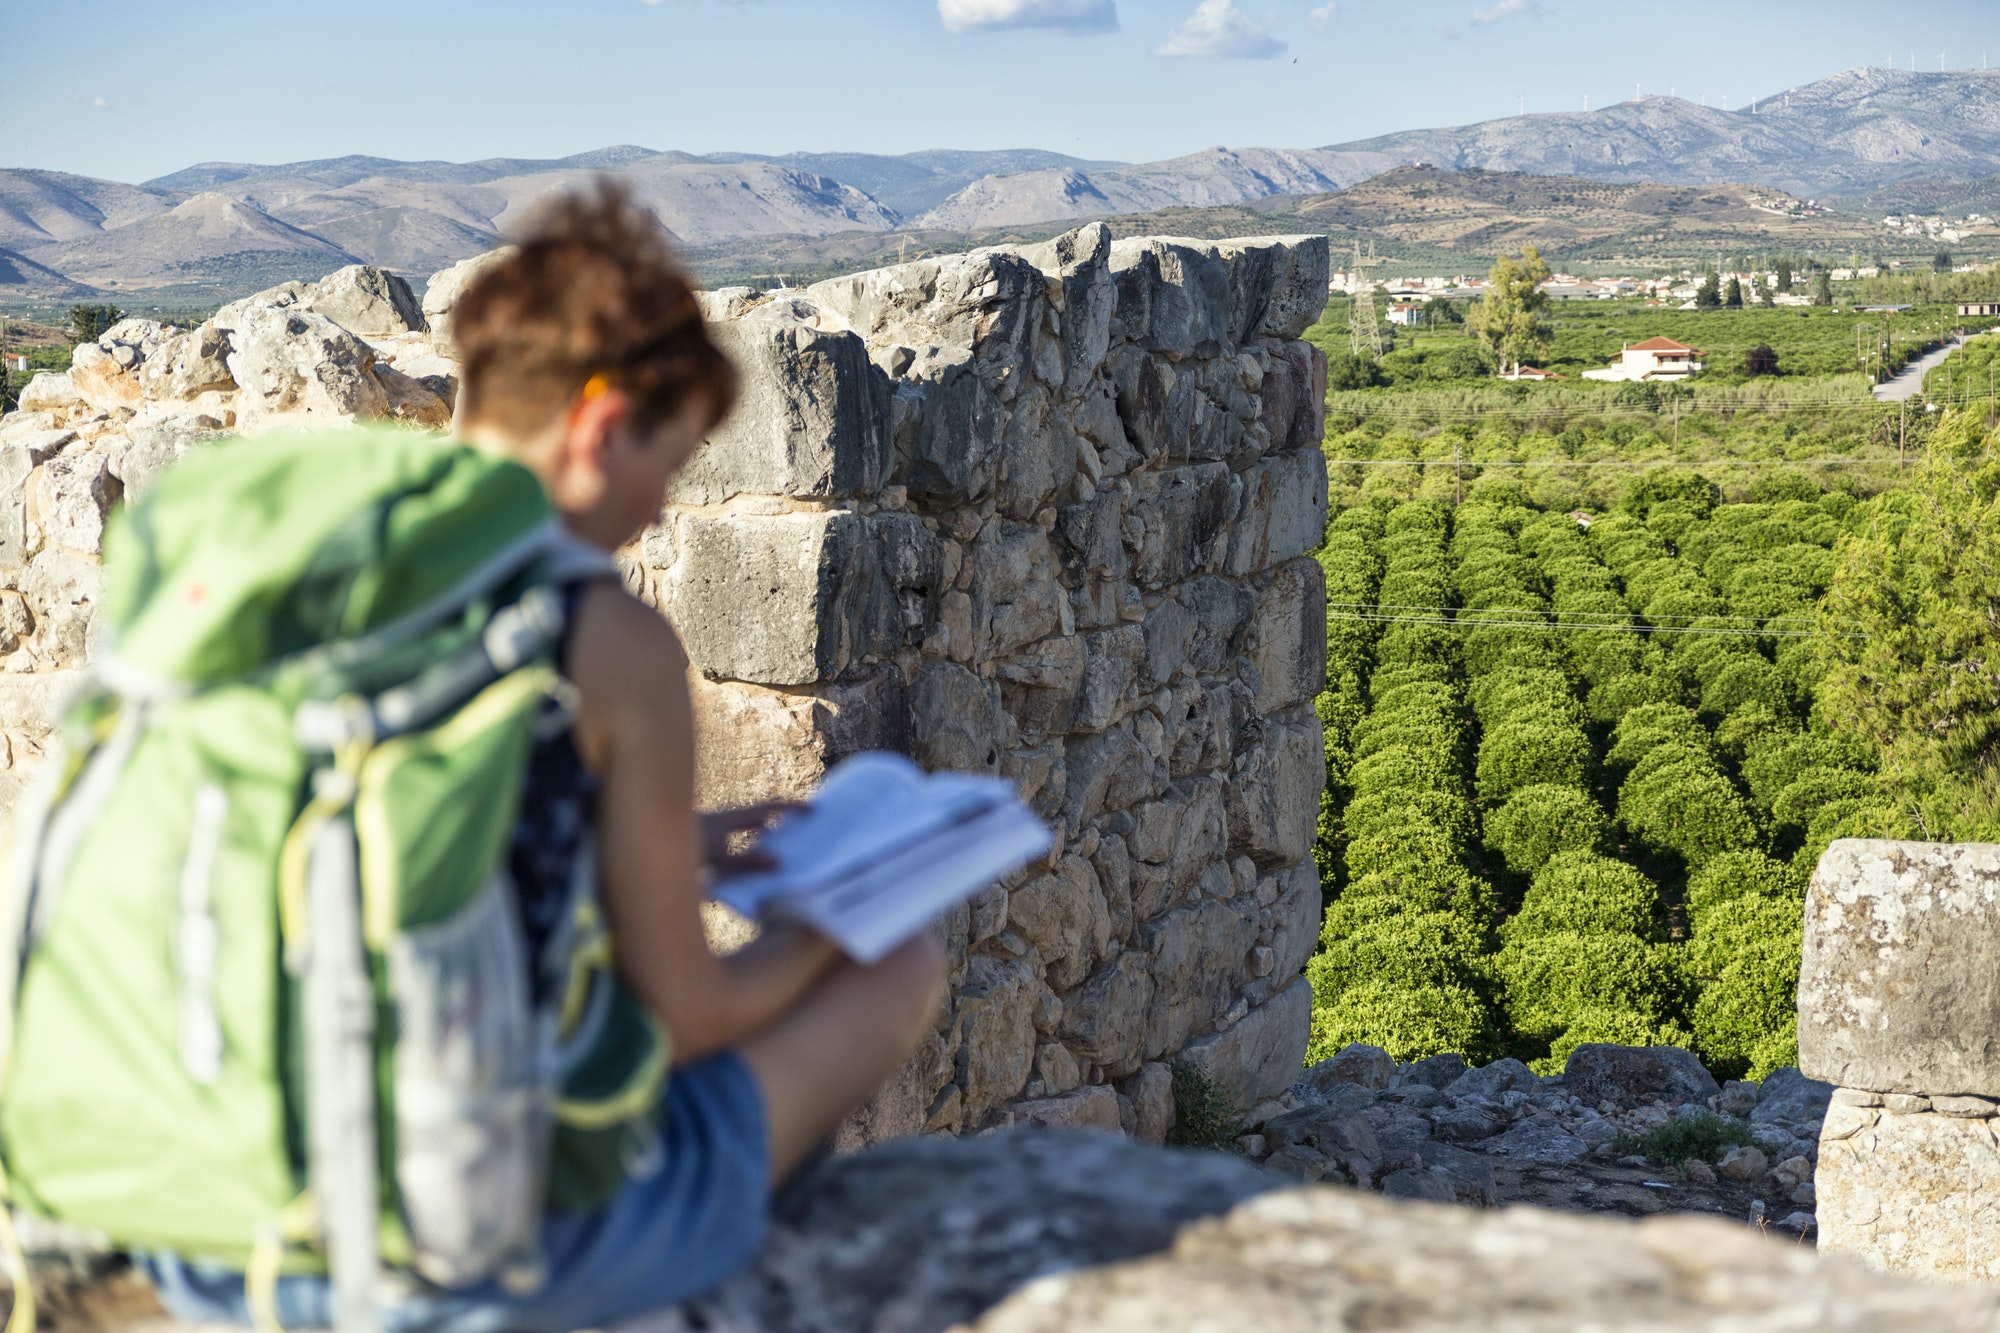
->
[[1562, 1044, 1722, 1110], [301, 264, 426, 337], [965, 1178, 2000, 1333], [1800, 838, 2000, 1097], [421, 247, 516, 356], [1818, 1098, 2000, 1283], [222, 305, 391, 419], [672, 297, 892, 505], [655, 509, 919, 687], [1176, 976, 1313, 1111], [16, 373, 81, 414], [689, 669, 909, 808], [136, 324, 236, 401]]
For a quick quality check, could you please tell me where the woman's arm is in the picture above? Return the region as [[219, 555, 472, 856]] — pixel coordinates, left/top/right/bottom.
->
[[566, 582, 842, 1064]]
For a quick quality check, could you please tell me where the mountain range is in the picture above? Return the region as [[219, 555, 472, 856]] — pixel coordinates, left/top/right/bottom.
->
[[1, 66, 1994, 303]]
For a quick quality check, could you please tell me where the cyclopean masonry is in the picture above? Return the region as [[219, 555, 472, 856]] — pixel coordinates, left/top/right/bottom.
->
[[1800, 838, 2000, 1283], [0, 226, 1333, 1144]]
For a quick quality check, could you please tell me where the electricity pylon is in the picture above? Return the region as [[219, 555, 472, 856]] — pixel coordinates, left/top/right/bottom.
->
[[1349, 241, 1383, 358]]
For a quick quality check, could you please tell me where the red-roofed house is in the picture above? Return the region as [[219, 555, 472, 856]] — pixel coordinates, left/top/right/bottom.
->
[[1499, 365, 1565, 381], [1582, 337, 1704, 382]]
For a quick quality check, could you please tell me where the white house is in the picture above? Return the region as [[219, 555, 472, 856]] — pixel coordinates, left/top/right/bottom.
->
[[1386, 302, 1423, 326], [1582, 337, 1704, 382]]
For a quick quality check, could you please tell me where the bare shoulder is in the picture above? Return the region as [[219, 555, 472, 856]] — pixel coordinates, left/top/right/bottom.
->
[[564, 580, 690, 746]]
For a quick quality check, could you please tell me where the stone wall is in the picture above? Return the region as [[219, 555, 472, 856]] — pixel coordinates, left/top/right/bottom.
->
[[646, 225, 1332, 1138], [1800, 838, 2000, 1282], [0, 227, 1332, 1140]]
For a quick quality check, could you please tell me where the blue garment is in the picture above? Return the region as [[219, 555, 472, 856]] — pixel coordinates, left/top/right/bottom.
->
[[141, 1049, 770, 1332]]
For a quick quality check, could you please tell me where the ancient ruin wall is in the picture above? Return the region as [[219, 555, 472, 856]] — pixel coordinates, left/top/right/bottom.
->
[[1800, 838, 2000, 1283], [0, 228, 1332, 1140], [647, 226, 1333, 1138]]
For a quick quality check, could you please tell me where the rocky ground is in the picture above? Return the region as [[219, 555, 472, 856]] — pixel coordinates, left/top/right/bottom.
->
[[1231, 1041, 1832, 1241]]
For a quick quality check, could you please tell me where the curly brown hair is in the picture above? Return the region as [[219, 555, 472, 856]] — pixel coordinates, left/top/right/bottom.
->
[[452, 177, 737, 438]]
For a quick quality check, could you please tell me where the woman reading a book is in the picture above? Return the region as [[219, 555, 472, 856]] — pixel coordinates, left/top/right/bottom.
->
[[146, 181, 947, 1329]]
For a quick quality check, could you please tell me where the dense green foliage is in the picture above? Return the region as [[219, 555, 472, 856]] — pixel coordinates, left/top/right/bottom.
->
[[1816, 416, 2000, 842], [1305, 437, 1915, 1080]]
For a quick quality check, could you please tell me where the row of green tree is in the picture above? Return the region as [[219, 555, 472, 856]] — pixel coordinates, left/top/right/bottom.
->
[[1306, 460, 1911, 1080]]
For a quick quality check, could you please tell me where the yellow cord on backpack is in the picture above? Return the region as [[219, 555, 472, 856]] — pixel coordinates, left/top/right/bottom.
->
[[276, 737, 369, 968], [0, 1162, 35, 1333], [246, 1190, 319, 1333]]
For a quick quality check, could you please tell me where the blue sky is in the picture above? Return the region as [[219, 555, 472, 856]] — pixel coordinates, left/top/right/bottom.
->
[[5, 0, 1997, 183]]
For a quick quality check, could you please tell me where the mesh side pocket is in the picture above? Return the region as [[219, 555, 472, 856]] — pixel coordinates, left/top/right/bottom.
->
[[387, 871, 550, 1288]]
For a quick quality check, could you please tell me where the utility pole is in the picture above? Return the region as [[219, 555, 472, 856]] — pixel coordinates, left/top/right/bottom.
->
[[1454, 443, 1464, 506], [1900, 400, 1907, 468]]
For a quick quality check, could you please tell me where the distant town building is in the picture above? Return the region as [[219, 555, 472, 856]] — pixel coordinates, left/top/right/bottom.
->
[[1582, 337, 1704, 382], [1959, 301, 2000, 318]]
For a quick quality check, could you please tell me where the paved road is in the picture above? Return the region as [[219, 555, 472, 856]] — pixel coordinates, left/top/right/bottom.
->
[[1873, 336, 1966, 402]]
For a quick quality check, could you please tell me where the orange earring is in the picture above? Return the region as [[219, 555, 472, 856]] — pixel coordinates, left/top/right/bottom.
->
[[581, 373, 611, 400]]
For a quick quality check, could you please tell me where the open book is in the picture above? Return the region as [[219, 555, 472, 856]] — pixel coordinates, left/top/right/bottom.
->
[[709, 752, 1053, 963]]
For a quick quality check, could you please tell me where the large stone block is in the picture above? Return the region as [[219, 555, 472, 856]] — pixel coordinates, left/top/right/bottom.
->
[[421, 247, 515, 356], [1246, 558, 1327, 716], [0, 445, 32, 567], [1142, 896, 1260, 1058], [1177, 975, 1314, 1111], [911, 661, 1007, 776], [1062, 950, 1156, 1075], [1799, 839, 2000, 1097], [1817, 1100, 2000, 1283], [956, 955, 1043, 1126], [1225, 714, 1324, 867], [658, 509, 929, 686], [966, 517, 1064, 659], [1008, 856, 1111, 992], [1216, 235, 1332, 340], [690, 667, 909, 808], [1225, 448, 1328, 576], [1126, 464, 1236, 590], [1009, 224, 1115, 394], [32, 450, 115, 555], [20, 548, 101, 667], [1108, 235, 1331, 356], [671, 297, 892, 505]]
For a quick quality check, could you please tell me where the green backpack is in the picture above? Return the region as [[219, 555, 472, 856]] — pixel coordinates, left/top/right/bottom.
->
[[0, 427, 669, 1328]]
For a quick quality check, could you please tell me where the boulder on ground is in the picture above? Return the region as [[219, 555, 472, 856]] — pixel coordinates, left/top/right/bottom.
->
[[225, 306, 390, 419], [304, 264, 425, 337], [1562, 1044, 1719, 1110], [1303, 1043, 1394, 1094], [422, 247, 517, 356], [15, 374, 83, 414], [1750, 1067, 1833, 1137]]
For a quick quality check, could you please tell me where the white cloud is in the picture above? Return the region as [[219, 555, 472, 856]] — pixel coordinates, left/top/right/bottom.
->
[[1471, 0, 1539, 23], [938, 0, 1118, 34], [89, 96, 109, 109], [1308, 3, 1338, 29], [1156, 0, 1286, 58]]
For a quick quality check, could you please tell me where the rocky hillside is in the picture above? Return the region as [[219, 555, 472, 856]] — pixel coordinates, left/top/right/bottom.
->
[[1290, 166, 1889, 258], [914, 68, 2000, 231], [0, 149, 1110, 301]]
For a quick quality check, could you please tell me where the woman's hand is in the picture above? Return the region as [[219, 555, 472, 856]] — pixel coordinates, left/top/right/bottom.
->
[[699, 801, 803, 879]]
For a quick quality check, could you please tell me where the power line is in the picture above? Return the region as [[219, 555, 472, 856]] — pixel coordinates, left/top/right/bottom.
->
[[1329, 602, 1815, 626], [1326, 610, 1841, 638], [1326, 456, 1907, 468]]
